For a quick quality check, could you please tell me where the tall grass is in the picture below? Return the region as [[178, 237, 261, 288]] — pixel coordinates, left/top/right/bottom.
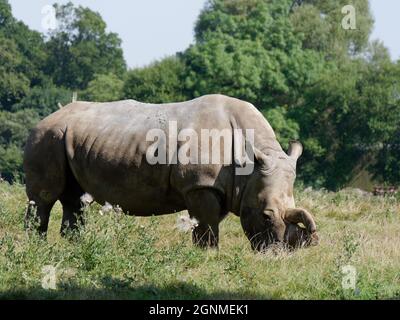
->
[[0, 181, 399, 299]]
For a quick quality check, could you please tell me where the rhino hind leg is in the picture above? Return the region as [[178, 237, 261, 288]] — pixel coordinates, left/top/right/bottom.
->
[[25, 200, 56, 236], [24, 130, 67, 235], [185, 189, 226, 248]]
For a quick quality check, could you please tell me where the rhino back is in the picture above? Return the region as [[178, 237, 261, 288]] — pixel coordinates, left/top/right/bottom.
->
[[52, 96, 232, 213]]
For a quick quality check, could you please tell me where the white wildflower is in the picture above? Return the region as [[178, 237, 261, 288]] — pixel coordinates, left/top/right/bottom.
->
[[41, 265, 57, 290], [114, 205, 123, 215], [22, 272, 31, 282], [80, 193, 94, 205], [99, 202, 113, 216], [29, 200, 36, 206], [176, 215, 199, 233]]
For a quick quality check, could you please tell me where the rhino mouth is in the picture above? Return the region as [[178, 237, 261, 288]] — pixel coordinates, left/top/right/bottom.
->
[[240, 206, 318, 251], [248, 227, 317, 252], [284, 222, 318, 249]]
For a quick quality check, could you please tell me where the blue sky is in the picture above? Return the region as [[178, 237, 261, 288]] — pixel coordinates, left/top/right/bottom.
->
[[7, 0, 400, 68]]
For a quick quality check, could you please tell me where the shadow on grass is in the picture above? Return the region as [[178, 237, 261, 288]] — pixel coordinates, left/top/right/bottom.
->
[[0, 277, 271, 300]]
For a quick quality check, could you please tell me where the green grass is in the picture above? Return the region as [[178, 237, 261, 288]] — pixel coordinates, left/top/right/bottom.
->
[[0, 181, 399, 300]]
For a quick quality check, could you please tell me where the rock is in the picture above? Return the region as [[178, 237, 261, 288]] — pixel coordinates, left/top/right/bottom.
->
[[340, 187, 372, 197]]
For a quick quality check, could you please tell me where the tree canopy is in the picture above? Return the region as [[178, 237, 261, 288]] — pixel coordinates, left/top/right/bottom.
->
[[44, 2, 127, 90], [0, 0, 126, 181], [0, 0, 399, 190]]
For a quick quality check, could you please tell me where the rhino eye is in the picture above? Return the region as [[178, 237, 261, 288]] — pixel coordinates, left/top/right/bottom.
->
[[262, 213, 274, 227]]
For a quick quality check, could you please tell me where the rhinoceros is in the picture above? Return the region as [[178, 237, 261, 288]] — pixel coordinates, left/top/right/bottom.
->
[[24, 94, 318, 250]]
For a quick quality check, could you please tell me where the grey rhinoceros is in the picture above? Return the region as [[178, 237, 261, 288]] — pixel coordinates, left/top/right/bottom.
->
[[24, 94, 318, 251]]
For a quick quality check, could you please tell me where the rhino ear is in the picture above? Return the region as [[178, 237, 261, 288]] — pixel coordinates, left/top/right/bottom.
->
[[287, 141, 303, 161]]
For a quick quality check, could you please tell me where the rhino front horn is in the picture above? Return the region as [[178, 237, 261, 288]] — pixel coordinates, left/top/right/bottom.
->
[[288, 141, 303, 161]]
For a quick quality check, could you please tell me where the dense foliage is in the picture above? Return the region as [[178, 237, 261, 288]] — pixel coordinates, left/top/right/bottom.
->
[[0, 0, 399, 190], [0, 1, 126, 181]]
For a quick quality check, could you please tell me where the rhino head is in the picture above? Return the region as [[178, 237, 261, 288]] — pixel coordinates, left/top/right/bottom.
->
[[240, 141, 319, 251]]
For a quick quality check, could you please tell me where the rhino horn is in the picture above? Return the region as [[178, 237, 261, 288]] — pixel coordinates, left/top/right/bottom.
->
[[284, 208, 317, 235]]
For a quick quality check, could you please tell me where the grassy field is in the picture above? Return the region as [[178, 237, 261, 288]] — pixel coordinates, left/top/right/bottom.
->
[[0, 180, 399, 300]]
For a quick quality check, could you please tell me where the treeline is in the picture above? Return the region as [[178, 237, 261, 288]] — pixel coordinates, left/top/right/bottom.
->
[[0, 0, 399, 189]]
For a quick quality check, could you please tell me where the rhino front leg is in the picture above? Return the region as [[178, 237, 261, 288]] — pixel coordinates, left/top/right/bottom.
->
[[185, 189, 224, 249], [192, 223, 219, 248], [59, 178, 85, 236], [60, 195, 85, 236]]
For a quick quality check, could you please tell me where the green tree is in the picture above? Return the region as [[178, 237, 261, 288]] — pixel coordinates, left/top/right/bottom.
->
[[83, 74, 124, 102], [182, 0, 399, 189], [291, 59, 363, 188], [182, 0, 323, 159], [0, 0, 47, 86], [0, 33, 30, 110], [0, 144, 23, 182], [123, 56, 187, 103], [44, 2, 126, 90], [373, 130, 400, 185], [358, 48, 400, 185], [0, 0, 398, 189], [0, 109, 40, 182], [12, 82, 72, 117], [262, 107, 300, 150], [292, 42, 400, 189], [184, 0, 324, 107], [0, 0, 12, 28], [290, 0, 374, 57]]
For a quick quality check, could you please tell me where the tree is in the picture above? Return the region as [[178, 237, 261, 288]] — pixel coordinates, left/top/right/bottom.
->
[[12, 82, 72, 117], [358, 48, 400, 185], [262, 107, 300, 150], [123, 56, 187, 103], [184, 0, 324, 108], [0, 0, 12, 28], [182, 0, 399, 189], [44, 2, 127, 90], [292, 42, 400, 189], [0, 34, 30, 111], [182, 0, 322, 155], [0, 109, 40, 182], [0, 0, 47, 86], [83, 73, 124, 102], [290, 0, 374, 57], [0, 0, 398, 189], [0, 144, 23, 182], [373, 130, 400, 185]]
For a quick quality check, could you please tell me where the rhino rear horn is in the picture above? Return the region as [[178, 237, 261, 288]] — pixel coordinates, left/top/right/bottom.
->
[[287, 141, 303, 161], [285, 208, 317, 234]]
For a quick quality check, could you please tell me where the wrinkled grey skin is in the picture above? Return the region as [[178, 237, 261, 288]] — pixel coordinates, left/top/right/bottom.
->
[[24, 94, 318, 250]]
